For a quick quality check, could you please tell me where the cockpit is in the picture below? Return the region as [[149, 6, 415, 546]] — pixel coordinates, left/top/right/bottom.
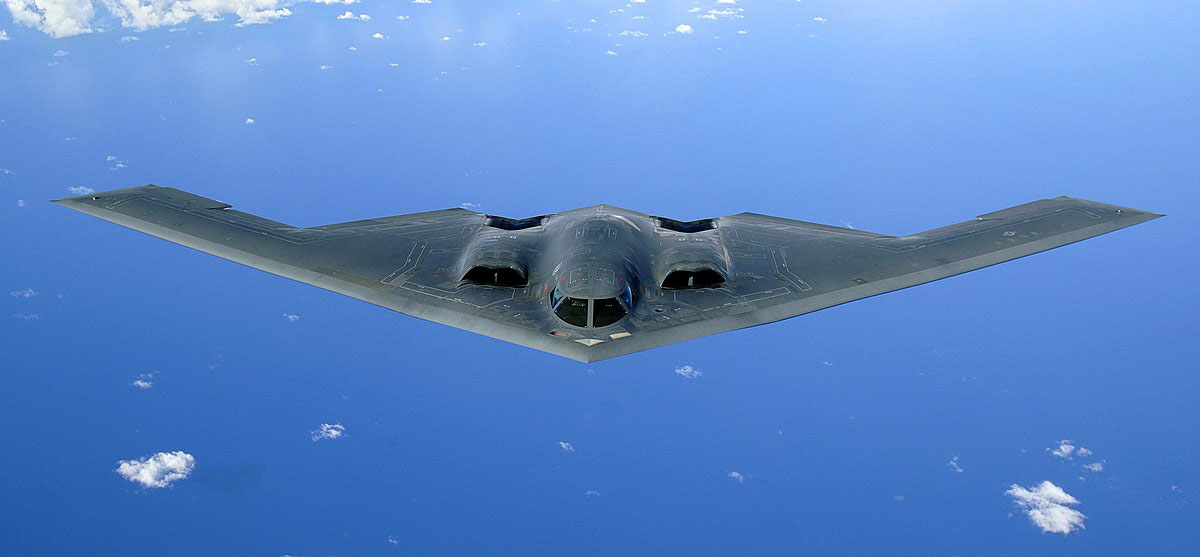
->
[[550, 285, 634, 328]]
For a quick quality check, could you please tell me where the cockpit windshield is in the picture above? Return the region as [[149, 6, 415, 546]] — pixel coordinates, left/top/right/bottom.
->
[[553, 295, 589, 327], [592, 297, 626, 327], [550, 287, 632, 328]]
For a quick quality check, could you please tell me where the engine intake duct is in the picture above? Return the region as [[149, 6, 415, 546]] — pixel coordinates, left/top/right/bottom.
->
[[484, 215, 547, 231], [462, 265, 528, 287], [654, 216, 717, 233], [662, 268, 725, 289]]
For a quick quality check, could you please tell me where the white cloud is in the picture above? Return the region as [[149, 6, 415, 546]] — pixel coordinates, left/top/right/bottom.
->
[[16, 199, 27, 208], [728, 471, 745, 483], [115, 451, 195, 488], [813, 16, 827, 23], [675, 365, 702, 379], [411, 0, 429, 3], [947, 455, 963, 473], [283, 313, 299, 321], [0, 168, 14, 175], [585, 490, 601, 497], [245, 117, 255, 124], [674, 24, 693, 35], [371, 31, 383, 38], [1050, 440, 1077, 459], [67, 185, 94, 195], [395, 14, 407, 20], [319, 64, 332, 70], [698, 8, 742, 20], [244, 56, 257, 64], [12, 312, 39, 320], [311, 422, 344, 441], [1049, 439, 1093, 460], [4, 0, 96, 38], [117, 34, 137, 41], [557, 441, 574, 452], [336, 10, 368, 20], [53, 48, 67, 55], [387, 535, 400, 545], [604, 49, 616, 56], [1082, 462, 1104, 472], [1007, 481, 1086, 535], [472, 41, 485, 47], [0, 29, 10, 40], [130, 370, 157, 389], [10, 288, 36, 298], [619, 30, 646, 37], [439, 35, 449, 41]]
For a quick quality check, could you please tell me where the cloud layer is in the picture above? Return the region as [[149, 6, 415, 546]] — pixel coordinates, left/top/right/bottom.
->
[[4, 0, 302, 37]]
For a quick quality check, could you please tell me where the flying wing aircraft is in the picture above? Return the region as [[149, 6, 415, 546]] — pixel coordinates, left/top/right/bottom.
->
[[55, 186, 1161, 362]]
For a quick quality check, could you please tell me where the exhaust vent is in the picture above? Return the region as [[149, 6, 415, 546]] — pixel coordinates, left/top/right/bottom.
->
[[462, 266, 527, 287], [662, 269, 725, 290]]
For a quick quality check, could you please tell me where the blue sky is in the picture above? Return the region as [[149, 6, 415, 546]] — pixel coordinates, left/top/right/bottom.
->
[[1, 1, 1197, 554]]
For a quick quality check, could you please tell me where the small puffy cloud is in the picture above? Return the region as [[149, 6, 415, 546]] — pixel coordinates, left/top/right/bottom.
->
[[813, 16, 827, 23], [1007, 481, 1086, 535], [371, 31, 384, 38], [698, 8, 742, 20], [336, 11, 369, 20], [244, 57, 257, 64], [115, 451, 195, 488], [130, 371, 156, 389], [1082, 462, 1104, 472], [674, 24, 693, 35], [117, 34, 138, 41], [311, 422, 344, 441], [387, 535, 400, 545], [585, 490, 601, 497], [728, 471, 745, 483], [619, 30, 646, 37], [412, 0, 430, 3], [67, 185, 94, 195], [0, 168, 14, 176], [1049, 439, 1092, 460], [604, 50, 617, 56], [0, 29, 11, 40], [283, 313, 299, 321], [319, 64, 333, 70], [10, 288, 36, 298], [440, 35, 449, 41], [53, 49, 68, 56], [12, 313, 39, 320], [395, 15, 408, 20], [472, 41, 486, 47], [245, 117, 255, 125], [16, 199, 27, 208], [675, 365, 702, 379], [311, 0, 357, 4], [947, 455, 963, 473], [557, 441, 574, 452]]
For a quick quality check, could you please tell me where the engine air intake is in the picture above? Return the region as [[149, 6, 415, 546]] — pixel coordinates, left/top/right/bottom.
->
[[654, 216, 717, 233], [462, 266, 527, 287], [662, 269, 725, 290], [484, 215, 546, 231]]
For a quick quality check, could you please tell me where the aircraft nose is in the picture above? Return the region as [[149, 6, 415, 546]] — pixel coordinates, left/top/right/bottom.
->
[[556, 264, 625, 299]]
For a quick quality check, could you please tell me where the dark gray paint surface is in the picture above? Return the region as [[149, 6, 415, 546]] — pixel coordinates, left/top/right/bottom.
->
[[55, 186, 1161, 362]]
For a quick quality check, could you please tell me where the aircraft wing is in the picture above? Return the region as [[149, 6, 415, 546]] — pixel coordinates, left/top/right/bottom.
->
[[53, 185, 601, 362], [582, 196, 1162, 361]]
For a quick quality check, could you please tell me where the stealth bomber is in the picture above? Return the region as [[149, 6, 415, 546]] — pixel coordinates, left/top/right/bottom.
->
[[56, 186, 1161, 362]]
